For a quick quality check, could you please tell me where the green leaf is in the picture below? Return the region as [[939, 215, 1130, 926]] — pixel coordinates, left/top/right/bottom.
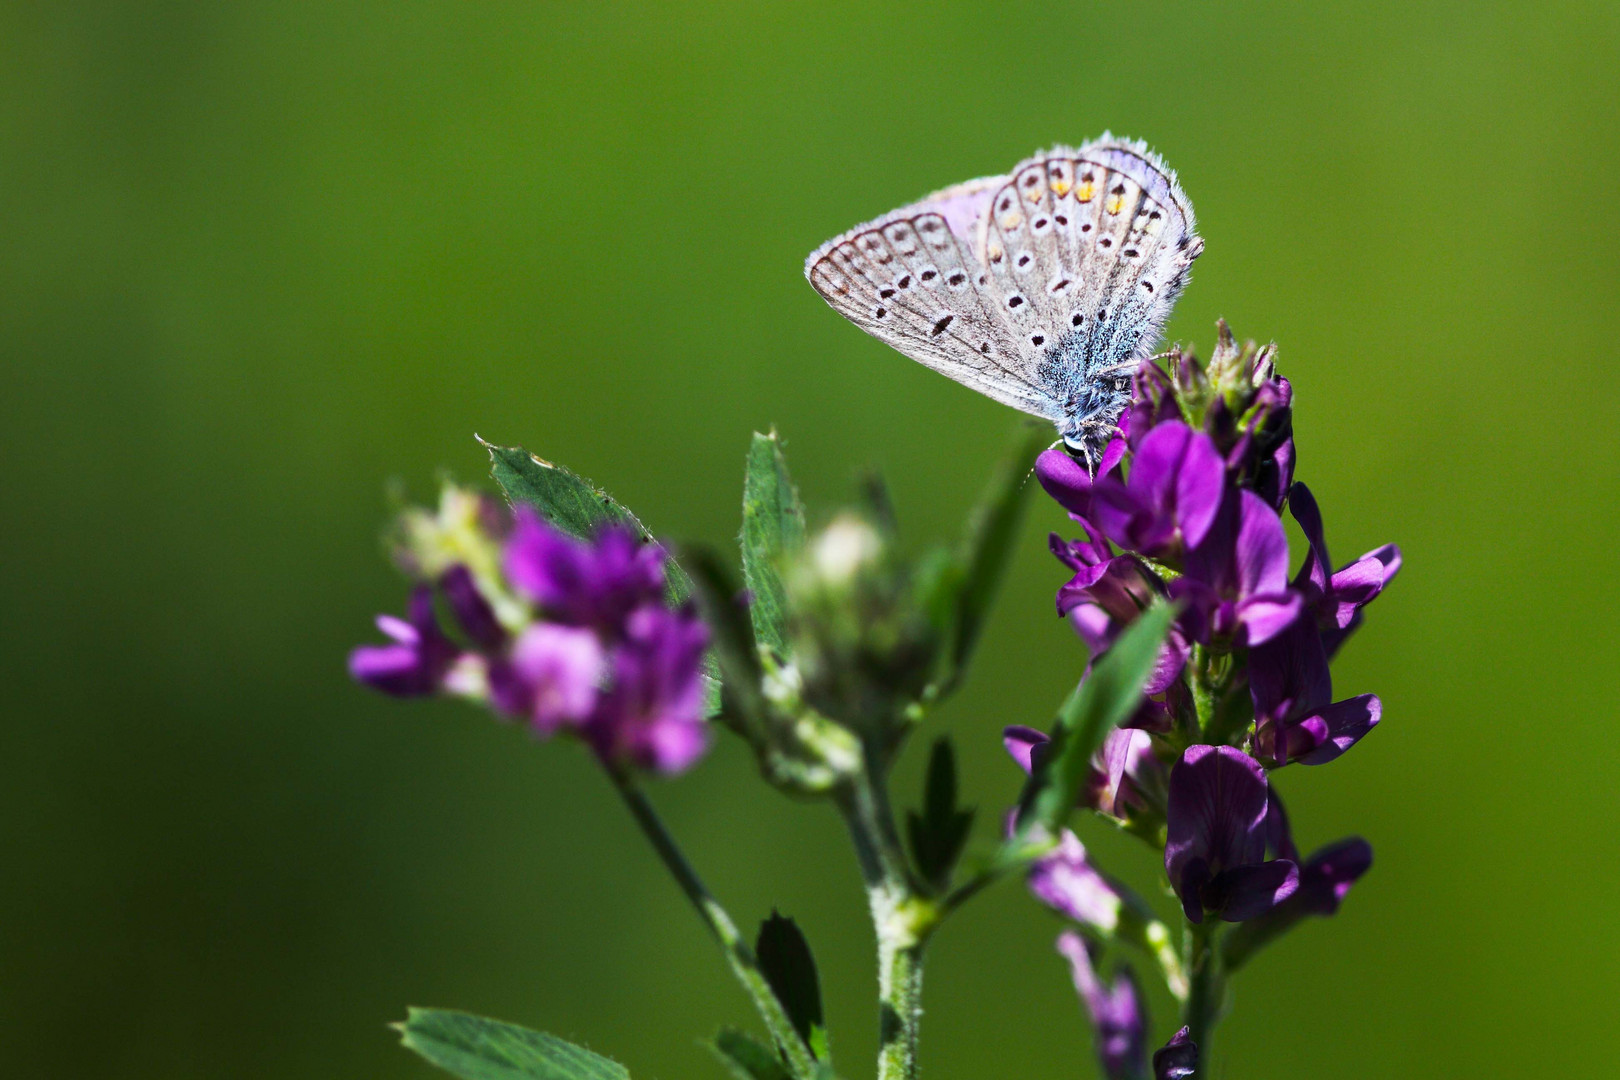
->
[[906, 736, 976, 891], [482, 438, 719, 713], [482, 438, 694, 604], [740, 430, 806, 658], [754, 912, 828, 1061], [1015, 601, 1177, 836], [397, 1008, 628, 1080], [709, 1029, 792, 1080], [680, 543, 768, 738]]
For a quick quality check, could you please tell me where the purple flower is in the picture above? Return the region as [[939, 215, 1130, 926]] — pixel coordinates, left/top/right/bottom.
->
[[1174, 488, 1303, 648], [1036, 442, 1127, 523], [1057, 931, 1147, 1080], [1004, 724, 1159, 820], [1090, 423, 1225, 558], [509, 622, 605, 733], [1289, 482, 1401, 655], [349, 585, 459, 696], [504, 509, 666, 632], [584, 604, 711, 774], [1028, 830, 1130, 934], [1164, 745, 1298, 923], [441, 563, 507, 652], [1249, 619, 1381, 766], [1223, 792, 1373, 968], [1048, 529, 1189, 695], [1152, 1028, 1199, 1080]]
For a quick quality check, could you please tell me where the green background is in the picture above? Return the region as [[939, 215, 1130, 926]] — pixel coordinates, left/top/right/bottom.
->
[[3, 2, 1616, 1077]]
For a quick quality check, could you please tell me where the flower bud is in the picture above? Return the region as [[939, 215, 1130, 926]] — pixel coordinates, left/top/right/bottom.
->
[[784, 512, 940, 733]]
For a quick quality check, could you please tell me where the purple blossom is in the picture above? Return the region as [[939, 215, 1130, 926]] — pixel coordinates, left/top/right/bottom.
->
[[1047, 527, 1188, 696], [1289, 482, 1402, 656], [1004, 724, 1159, 820], [509, 622, 605, 733], [1174, 488, 1303, 648], [441, 563, 507, 652], [1223, 792, 1374, 967], [1152, 1028, 1199, 1080], [1089, 423, 1225, 558], [1249, 619, 1381, 766], [1057, 931, 1147, 1080], [353, 499, 713, 777], [504, 509, 666, 632], [1164, 745, 1298, 923], [1036, 442, 1126, 523], [584, 604, 711, 774], [1028, 830, 1130, 934], [349, 585, 459, 697]]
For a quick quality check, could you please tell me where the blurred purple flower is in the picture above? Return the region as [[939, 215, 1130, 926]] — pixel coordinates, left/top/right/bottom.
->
[[1174, 488, 1303, 648], [510, 622, 605, 733], [349, 585, 459, 697], [1164, 745, 1297, 923], [1249, 620, 1381, 766], [504, 509, 666, 632], [1028, 830, 1129, 934], [1004, 724, 1158, 820], [585, 604, 711, 775], [441, 563, 507, 652], [1057, 931, 1147, 1080], [1090, 423, 1225, 558]]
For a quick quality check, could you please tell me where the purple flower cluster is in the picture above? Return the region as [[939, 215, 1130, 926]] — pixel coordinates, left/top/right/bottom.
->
[[350, 497, 710, 775], [1029, 324, 1397, 919], [1012, 325, 1394, 1059]]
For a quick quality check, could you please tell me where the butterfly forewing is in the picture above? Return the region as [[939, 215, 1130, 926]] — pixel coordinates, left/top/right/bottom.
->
[[806, 135, 1202, 443]]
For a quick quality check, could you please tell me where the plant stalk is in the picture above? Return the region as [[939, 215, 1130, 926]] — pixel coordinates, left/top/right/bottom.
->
[[836, 747, 935, 1080], [1182, 919, 1224, 1063], [611, 771, 818, 1079]]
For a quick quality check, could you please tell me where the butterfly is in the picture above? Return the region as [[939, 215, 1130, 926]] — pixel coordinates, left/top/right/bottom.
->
[[805, 135, 1203, 466]]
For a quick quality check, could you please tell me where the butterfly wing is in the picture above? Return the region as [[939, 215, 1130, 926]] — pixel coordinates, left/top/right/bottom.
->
[[979, 137, 1202, 384], [805, 136, 1202, 425], [804, 176, 1063, 420]]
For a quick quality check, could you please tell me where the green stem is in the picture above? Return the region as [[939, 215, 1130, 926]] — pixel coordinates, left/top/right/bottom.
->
[[1182, 920, 1225, 1062], [611, 772, 818, 1080], [836, 749, 936, 1080]]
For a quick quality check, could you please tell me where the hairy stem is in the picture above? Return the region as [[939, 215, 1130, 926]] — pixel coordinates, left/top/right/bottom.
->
[[837, 749, 936, 1080], [611, 772, 818, 1079]]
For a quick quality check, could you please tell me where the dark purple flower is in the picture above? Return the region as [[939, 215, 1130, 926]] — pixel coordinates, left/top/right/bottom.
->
[[1289, 482, 1401, 655], [1164, 745, 1297, 923], [1049, 531, 1189, 695], [1028, 830, 1131, 934], [349, 585, 459, 696], [1249, 619, 1381, 766], [1036, 442, 1127, 523], [1057, 931, 1147, 1080], [1125, 360, 1182, 451], [1004, 724, 1159, 820], [584, 604, 711, 774], [441, 563, 507, 651], [1223, 791, 1374, 968], [1174, 488, 1303, 648], [1152, 1027, 1198, 1080], [1089, 423, 1225, 558], [504, 510, 666, 632]]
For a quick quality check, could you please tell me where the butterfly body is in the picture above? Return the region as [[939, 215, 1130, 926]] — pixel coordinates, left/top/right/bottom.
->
[[806, 136, 1202, 463]]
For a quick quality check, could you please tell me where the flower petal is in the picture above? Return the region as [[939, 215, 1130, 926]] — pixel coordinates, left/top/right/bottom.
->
[[1216, 858, 1299, 922], [1002, 725, 1048, 775], [1152, 1027, 1199, 1080], [1293, 694, 1381, 765]]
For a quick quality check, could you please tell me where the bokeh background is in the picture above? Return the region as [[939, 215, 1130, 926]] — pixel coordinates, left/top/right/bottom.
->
[[4, 2, 1617, 1077]]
